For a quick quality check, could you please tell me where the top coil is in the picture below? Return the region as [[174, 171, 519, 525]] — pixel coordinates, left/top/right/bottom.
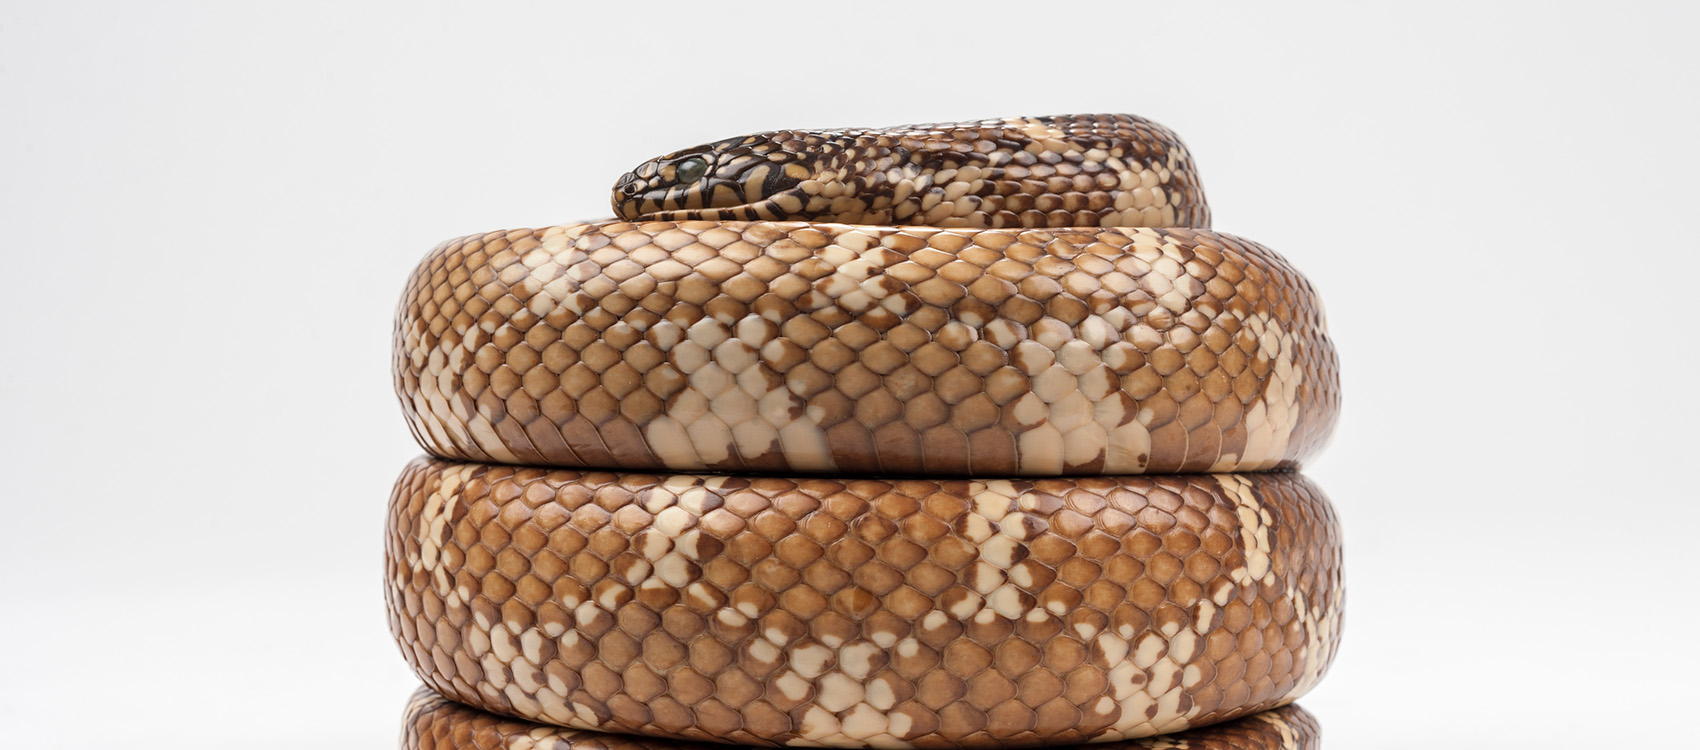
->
[[393, 115, 1337, 475]]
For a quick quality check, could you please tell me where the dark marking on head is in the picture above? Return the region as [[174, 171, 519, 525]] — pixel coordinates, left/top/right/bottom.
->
[[612, 130, 844, 221]]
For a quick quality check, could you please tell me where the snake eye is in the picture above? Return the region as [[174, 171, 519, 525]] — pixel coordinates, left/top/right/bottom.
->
[[674, 157, 708, 184]]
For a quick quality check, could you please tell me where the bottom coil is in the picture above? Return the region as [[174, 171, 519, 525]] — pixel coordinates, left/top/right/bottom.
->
[[402, 686, 1321, 750]]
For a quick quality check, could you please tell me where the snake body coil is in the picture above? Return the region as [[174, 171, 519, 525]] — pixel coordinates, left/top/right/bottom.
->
[[388, 114, 1343, 750], [395, 115, 1337, 477], [403, 688, 1323, 750], [612, 114, 1210, 229]]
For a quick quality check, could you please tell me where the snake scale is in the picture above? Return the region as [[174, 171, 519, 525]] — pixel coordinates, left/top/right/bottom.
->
[[403, 687, 1323, 750], [388, 114, 1342, 750]]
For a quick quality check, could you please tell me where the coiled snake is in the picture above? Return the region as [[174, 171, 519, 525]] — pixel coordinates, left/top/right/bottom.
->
[[389, 114, 1342, 750]]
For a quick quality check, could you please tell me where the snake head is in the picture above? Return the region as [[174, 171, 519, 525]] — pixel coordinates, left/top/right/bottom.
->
[[613, 130, 842, 222]]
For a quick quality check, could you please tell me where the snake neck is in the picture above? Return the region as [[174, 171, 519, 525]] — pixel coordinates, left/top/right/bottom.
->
[[797, 131, 997, 226]]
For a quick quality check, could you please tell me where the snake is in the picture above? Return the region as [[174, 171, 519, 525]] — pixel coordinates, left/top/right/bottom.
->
[[387, 114, 1343, 749]]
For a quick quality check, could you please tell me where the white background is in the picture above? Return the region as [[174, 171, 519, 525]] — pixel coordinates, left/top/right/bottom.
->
[[3, 2, 1697, 747]]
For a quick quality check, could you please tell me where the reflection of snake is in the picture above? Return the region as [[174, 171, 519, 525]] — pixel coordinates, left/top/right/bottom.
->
[[388, 115, 1343, 749]]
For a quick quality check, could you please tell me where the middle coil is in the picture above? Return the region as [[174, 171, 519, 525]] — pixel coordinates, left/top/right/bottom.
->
[[386, 458, 1342, 748]]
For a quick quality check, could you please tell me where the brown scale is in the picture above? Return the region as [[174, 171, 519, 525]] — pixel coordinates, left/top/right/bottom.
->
[[386, 458, 1343, 748], [402, 687, 1322, 750], [393, 222, 1338, 476]]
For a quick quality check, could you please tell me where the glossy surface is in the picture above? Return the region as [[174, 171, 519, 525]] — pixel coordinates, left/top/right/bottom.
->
[[386, 458, 1342, 747]]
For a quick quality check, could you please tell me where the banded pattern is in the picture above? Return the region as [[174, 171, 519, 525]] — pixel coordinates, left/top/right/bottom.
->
[[394, 223, 1337, 476], [402, 687, 1321, 750], [385, 458, 1343, 748], [613, 114, 1210, 230]]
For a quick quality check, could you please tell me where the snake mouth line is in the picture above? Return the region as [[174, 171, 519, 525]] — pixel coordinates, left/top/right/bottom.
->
[[617, 202, 777, 223]]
